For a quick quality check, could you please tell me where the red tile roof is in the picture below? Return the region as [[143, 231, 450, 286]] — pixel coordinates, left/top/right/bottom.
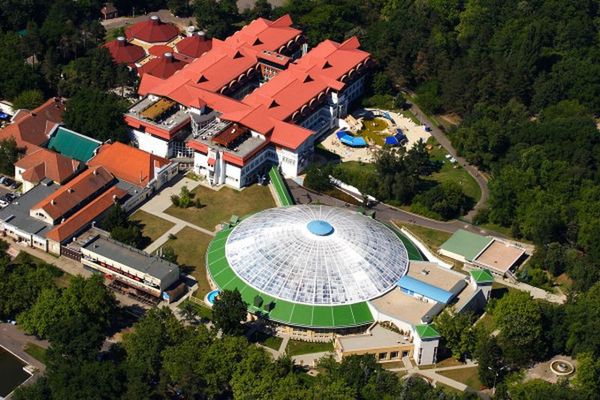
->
[[87, 142, 171, 187], [125, 15, 180, 44], [15, 147, 80, 184], [31, 166, 115, 221], [46, 186, 127, 243], [138, 53, 187, 79], [0, 98, 64, 152], [104, 37, 146, 65], [224, 15, 301, 53], [175, 34, 213, 58], [148, 44, 173, 57]]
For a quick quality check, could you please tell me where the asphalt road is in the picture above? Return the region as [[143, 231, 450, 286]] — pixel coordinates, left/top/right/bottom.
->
[[406, 101, 490, 222], [286, 179, 505, 238]]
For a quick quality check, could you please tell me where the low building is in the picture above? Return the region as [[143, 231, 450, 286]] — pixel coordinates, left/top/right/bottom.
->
[[45, 126, 103, 163], [14, 147, 81, 192], [0, 98, 65, 153], [125, 15, 181, 46], [81, 235, 180, 299], [0, 180, 59, 251], [335, 324, 414, 362], [87, 142, 178, 210], [100, 3, 118, 20], [439, 229, 527, 276]]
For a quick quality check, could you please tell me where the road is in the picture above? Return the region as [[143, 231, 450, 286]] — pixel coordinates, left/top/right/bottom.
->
[[407, 100, 490, 222], [287, 179, 505, 239]]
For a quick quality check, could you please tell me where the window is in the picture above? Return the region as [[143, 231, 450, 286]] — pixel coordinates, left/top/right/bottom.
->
[[378, 352, 387, 360], [418, 348, 423, 364], [390, 351, 399, 359], [402, 350, 409, 357]]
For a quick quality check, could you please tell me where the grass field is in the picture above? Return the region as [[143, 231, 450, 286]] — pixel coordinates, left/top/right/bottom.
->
[[178, 299, 213, 321], [438, 367, 482, 391], [426, 138, 481, 203], [159, 227, 214, 299], [398, 223, 452, 250], [248, 331, 283, 351], [24, 343, 47, 363], [130, 210, 175, 243], [285, 340, 334, 356], [166, 184, 275, 231]]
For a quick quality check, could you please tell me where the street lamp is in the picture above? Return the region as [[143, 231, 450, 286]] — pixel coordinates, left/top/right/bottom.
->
[[488, 365, 507, 396]]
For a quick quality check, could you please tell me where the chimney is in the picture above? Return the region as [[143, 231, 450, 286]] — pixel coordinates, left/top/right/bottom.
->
[[150, 15, 160, 24], [186, 26, 195, 37], [93, 169, 98, 176], [117, 36, 126, 47], [197, 31, 206, 39], [67, 188, 74, 193], [164, 52, 173, 62]]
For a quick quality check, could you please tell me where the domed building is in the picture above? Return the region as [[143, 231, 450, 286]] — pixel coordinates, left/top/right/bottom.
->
[[206, 205, 494, 365]]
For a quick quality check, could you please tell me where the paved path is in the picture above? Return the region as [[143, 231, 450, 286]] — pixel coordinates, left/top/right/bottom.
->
[[292, 351, 333, 367], [9, 242, 91, 277], [139, 177, 216, 241], [494, 276, 566, 304], [0, 323, 48, 373], [407, 99, 489, 222], [287, 179, 507, 239]]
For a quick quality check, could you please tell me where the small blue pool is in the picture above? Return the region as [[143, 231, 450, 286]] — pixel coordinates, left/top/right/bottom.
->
[[207, 290, 220, 305]]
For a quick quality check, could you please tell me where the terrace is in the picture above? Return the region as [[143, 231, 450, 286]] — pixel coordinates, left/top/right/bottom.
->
[[190, 120, 267, 158], [127, 97, 190, 133]]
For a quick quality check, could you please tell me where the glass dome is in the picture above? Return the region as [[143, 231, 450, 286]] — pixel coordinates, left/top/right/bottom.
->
[[225, 205, 409, 306]]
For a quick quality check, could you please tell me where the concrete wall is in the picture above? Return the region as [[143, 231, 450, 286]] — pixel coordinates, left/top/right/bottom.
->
[[413, 336, 439, 365], [132, 129, 170, 158]]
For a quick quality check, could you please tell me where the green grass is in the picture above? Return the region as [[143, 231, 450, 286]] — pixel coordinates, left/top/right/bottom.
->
[[165, 184, 275, 231], [178, 299, 213, 320], [130, 210, 175, 243], [435, 382, 464, 394], [357, 117, 389, 146], [437, 367, 482, 391], [398, 223, 452, 250], [285, 340, 334, 357], [24, 343, 47, 363], [426, 138, 481, 203], [476, 222, 514, 238], [248, 331, 283, 351], [159, 227, 214, 299]]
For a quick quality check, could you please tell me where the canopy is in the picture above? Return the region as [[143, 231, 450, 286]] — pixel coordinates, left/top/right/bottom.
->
[[337, 131, 367, 147]]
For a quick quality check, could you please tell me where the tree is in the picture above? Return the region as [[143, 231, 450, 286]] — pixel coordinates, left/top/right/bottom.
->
[[167, 0, 191, 17], [304, 165, 333, 192], [103, 204, 128, 231], [475, 335, 505, 388], [161, 246, 178, 264], [573, 352, 600, 399], [195, 0, 239, 38], [62, 87, 129, 142], [493, 290, 543, 366], [212, 289, 248, 335], [11, 89, 44, 110], [566, 282, 600, 356], [435, 311, 478, 360], [179, 300, 197, 323], [0, 137, 22, 175]]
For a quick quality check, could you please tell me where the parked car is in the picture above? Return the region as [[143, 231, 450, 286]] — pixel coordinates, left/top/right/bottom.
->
[[0, 196, 9, 208], [0, 176, 7, 185], [5, 192, 17, 201], [2, 177, 15, 187]]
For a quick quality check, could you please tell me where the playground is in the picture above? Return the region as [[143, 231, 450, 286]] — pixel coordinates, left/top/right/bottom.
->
[[319, 108, 431, 163]]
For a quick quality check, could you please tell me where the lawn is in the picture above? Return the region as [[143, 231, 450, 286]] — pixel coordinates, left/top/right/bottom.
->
[[159, 227, 214, 299], [248, 331, 283, 351], [426, 138, 481, 203], [399, 109, 421, 125], [358, 117, 389, 146], [438, 367, 482, 391], [398, 223, 452, 250], [285, 340, 334, 356], [165, 184, 275, 231], [178, 299, 213, 321], [24, 343, 47, 363], [130, 210, 175, 243]]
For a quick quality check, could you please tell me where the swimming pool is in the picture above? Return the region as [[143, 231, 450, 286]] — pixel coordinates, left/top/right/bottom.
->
[[207, 290, 220, 305]]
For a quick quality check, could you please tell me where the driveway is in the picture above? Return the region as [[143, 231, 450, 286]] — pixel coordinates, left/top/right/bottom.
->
[[287, 179, 505, 239], [407, 100, 489, 222]]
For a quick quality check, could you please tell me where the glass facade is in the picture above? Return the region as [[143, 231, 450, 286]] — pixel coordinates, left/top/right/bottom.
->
[[225, 205, 409, 305]]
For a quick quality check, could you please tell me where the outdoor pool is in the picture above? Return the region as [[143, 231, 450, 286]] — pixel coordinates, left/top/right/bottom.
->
[[0, 346, 31, 397], [207, 290, 220, 305]]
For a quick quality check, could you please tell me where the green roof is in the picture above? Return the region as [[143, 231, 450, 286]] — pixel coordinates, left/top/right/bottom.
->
[[206, 228, 374, 329], [389, 225, 424, 261], [46, 127, 102, 163], [269, 166, 294, 206], [470, 269, 494, 284], [440, 229, 492, 261], [415, 324, 440, 339]]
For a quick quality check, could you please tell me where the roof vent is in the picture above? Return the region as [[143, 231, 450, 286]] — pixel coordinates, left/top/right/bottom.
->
[[303, 75, 314, 83], [197, 31, 206, 38], [233, 50, 243, 59], [252, 38, 263, 46], [67, 188, 74, 193], [421, 269, 430, 275], [150, 15, 160, 23], [117, 36, 126, 46], [92, 169, 98, 176], [51, 199, 56, 205]]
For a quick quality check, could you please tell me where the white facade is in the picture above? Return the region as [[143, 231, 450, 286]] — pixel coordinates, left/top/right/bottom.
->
[[414, 335, 439, 365], [131, 128, 171, 158]]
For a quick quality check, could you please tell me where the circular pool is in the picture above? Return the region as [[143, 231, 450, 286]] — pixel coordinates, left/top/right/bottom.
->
[[206, 290, 220, 306]]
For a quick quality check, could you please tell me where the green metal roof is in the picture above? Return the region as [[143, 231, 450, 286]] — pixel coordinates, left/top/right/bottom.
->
[[389, 225, 424, 261], [440, 229, 492, 261], [46, 127, 102, 163], [415, 324, 440, 339], [269, 166, 294, 206], [206, 228, 374, 329], [470, 268, 494, 284]]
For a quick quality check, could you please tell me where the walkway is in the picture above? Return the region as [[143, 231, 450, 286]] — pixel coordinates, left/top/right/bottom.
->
[[407, 98, 489, 222], [287, 179, 505, 239], [494, 277, 566, 304], [140, 177, 216, 254], [389, 359, 480, 394]]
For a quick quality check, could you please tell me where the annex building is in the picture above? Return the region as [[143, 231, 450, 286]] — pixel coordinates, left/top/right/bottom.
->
[[205, 205, 494, 365], [125, 15, 372, 188]]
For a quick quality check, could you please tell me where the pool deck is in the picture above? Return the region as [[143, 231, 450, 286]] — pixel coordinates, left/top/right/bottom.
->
[[0, 323, 47, 396]]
